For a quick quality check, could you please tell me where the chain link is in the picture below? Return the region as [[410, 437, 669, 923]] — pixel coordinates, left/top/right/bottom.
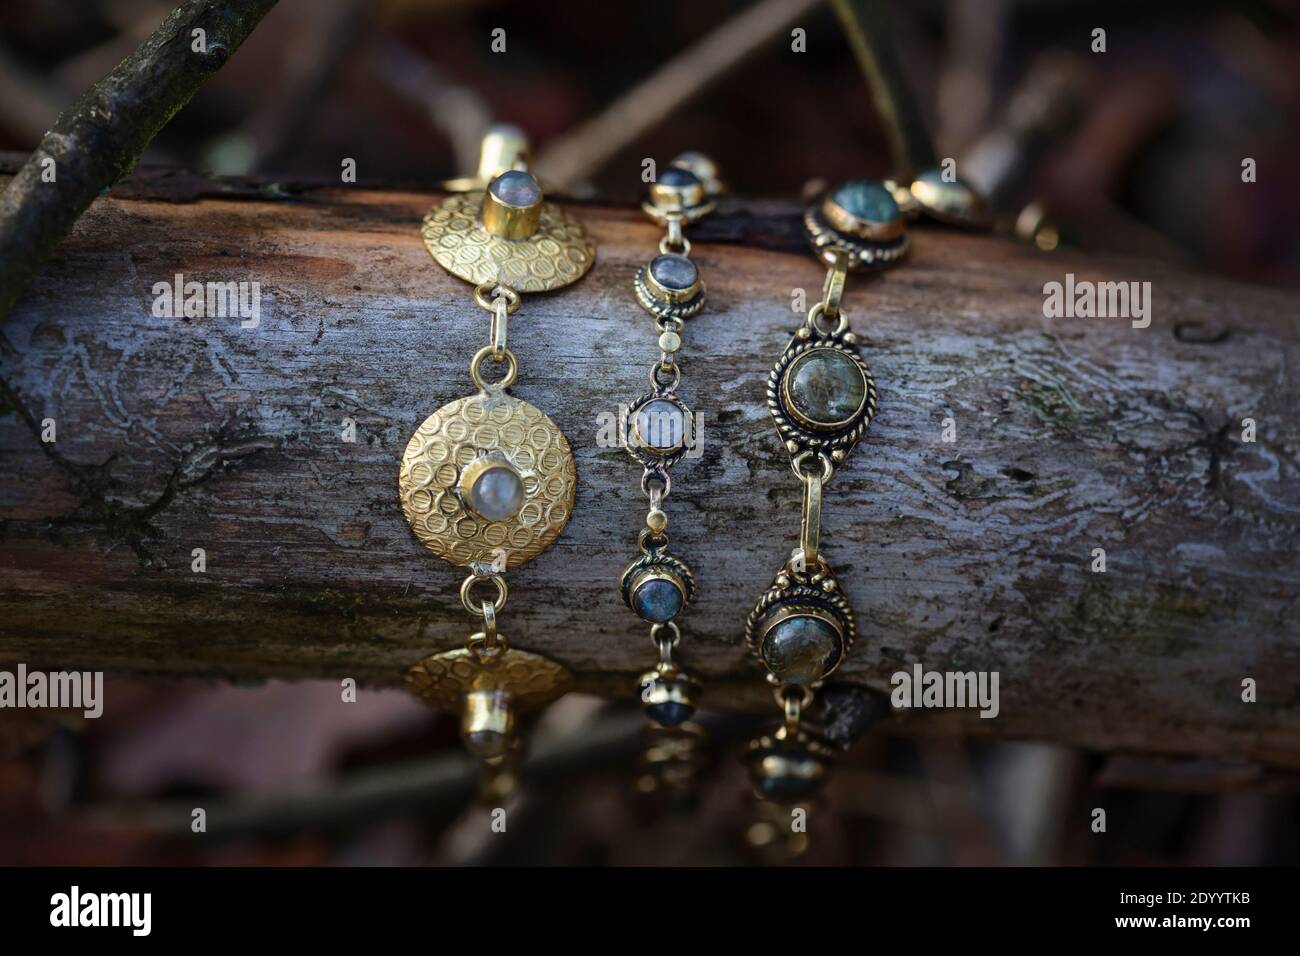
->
[[820, 251, 849, 320], [659, 214, 690, 255], [473, 281, 521, 315], [460, 572, 508, 617], [490, 294, 509, 357]]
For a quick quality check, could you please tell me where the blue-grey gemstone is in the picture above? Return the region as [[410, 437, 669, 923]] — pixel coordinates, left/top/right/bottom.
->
[[646, 700, 694, 726], [489, 169, 541, 207], [464, 730, 511, 758], [657, 165, 700, 188], [753, 763, 825, 802], [469, 465, 524, 521], [912, 168, 981, 220], [760, 613, 842, 685], [786, 349, 866, 427], [633, 576, 683, 623], [635, 398, 685, 452], [828, 179, 899, 224], [649, 253, 698, 292]]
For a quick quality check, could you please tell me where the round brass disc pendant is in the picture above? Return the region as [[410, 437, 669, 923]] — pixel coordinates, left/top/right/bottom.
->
[[399, 390, 576, 570], [404, 647, 575, 713], [421, 191, 595, 292]]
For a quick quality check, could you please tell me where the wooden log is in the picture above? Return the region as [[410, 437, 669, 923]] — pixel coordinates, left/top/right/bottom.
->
[[0, 157, 1297, 767]]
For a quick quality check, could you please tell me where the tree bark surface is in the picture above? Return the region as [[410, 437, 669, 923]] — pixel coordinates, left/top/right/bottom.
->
[[1, 159, 1297, 767]]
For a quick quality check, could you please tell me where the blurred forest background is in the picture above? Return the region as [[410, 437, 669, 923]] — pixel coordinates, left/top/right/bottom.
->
[[1, 0, 1298, 865]]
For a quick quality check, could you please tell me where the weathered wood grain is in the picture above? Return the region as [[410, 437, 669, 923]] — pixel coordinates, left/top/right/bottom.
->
[[0, 161, 1297, 767]]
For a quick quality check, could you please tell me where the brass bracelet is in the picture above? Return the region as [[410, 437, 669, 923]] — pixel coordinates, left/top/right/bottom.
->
[[398, 127, 594, 799], [743, 178, 906, 805], [619, 154, 722, 798]]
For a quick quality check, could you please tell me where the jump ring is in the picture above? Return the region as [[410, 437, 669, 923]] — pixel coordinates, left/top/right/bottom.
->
[[640, 468, 671, 499], [650, 362, 681, 393], [461, 573, 508, 617], [774, 683, 815, 714], [650, 620, 681, 651], [470, 345, 518, 390], [473, 282, 521, 315], [805, 301, 848, 338], [790, 449, 834, 482], [467, 630, 508, 663]]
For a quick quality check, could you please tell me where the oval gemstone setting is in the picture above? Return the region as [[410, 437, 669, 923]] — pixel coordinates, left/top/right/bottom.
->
[[631, 574, 684, 624], [466, 464, 524, 521], [827, 178, 899, 225], [759, 611, 843, 685], [489, 169, 542, 208], [633, 398, 687, 454], [649, 253, 699, 294], [784, 348, 867, 430]]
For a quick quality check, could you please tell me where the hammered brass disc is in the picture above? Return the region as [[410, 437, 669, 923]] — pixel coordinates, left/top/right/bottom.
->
[[399, 389, 575, 570], [421, 191, 595, 291], [404, 647, 575, 713]]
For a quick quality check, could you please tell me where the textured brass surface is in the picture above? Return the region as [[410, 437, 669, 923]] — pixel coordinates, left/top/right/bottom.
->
[[399, 389, 575, 570], [421, 191, 595, 291], [404, 647, 574, 713]]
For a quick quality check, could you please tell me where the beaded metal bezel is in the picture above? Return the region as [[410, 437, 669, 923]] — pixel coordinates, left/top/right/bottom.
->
[[766, 334, 877, 461]]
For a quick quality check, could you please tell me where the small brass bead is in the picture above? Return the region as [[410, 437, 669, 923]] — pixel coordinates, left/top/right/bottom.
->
[[646, 508, 669, 534], [638, 669, 701, 727], [658, 329, 682, 353]]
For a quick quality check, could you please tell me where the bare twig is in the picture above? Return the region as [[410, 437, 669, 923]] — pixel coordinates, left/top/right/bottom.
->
[[246, 0, 368, 172], [830, 0, 937, 178], [534, 0, 823, 189], [81, 710, 758, 842], [0, 0, 280, 320], [370, 36, 493, 177]]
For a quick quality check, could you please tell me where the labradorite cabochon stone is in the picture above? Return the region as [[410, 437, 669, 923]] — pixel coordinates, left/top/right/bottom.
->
[[760, 613, 842, 685], [464, 729, 512, 758], [828, 179, 899, 224], [489, 169, 542, 207], [469, 465, 525, 521], [649, 253, 699, 291], [646, 700, 694, 726], [635, 398, 686, 451], [912, 168, 981, 220], [632, 576, 684, 623], [751, 759, 825, 802], [786, 349, 867, 427], [657, 165, 701, 188], [914, 168, 963, 191]]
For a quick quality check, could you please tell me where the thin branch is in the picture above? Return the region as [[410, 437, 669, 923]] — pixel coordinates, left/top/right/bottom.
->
[[81, 711, 760, 842], [533, 0, 824, 190], [0, 0, 280, 320], [830, 0, 937, 178]]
